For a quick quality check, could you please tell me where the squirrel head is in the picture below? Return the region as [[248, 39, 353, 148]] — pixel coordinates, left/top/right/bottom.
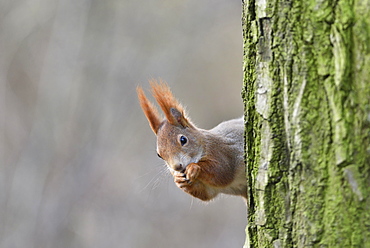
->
[[137, 79, 204, 173]]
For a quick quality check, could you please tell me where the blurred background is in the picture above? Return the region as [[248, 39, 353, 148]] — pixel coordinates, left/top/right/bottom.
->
[[0, 0, 245, 247]]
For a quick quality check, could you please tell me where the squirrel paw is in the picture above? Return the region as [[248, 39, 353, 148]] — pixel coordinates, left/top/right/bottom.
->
[[173, 165, 211, 201], [174, 173, 189, 188], [173, 163, 200, 188], [185, 163, 200, 183]]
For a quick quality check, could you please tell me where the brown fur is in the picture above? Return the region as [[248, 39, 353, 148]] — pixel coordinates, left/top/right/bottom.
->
[[149, 79, 182, 124], [136, 86, 161, 134], [149, 79, 193, 128], [137, 80, 247, 201]]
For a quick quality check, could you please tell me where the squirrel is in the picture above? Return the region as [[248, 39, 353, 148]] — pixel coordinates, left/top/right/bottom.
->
[[137, 79, 247, 201]]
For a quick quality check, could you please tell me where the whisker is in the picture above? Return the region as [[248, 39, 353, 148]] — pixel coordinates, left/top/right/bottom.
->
[[150, 167, 169, 190], [138, 163, 169, 193], [189, 195, 194, 211]]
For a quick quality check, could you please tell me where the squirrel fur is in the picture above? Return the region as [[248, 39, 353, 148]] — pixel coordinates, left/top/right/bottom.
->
[[137, 79, 247, 201]]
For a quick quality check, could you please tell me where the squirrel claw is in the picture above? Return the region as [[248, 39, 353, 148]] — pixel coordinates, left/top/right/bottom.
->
[[174, 173, 188, 188], [185, 178, 193, 185]]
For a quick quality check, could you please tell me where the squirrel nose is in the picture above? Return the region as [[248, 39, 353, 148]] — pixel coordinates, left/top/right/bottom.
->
[[173, 163, 184, 172]]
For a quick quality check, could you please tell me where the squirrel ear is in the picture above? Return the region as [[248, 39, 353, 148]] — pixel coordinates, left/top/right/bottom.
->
[[149, 79, 195, 129], [170, 108, 193, 128], [137, 86, 162, 134]]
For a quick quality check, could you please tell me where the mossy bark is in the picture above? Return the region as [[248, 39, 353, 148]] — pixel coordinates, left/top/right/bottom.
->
[[242, 0, 370, 247]]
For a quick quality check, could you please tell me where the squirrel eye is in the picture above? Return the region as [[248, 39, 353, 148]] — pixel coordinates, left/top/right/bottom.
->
[[179, 135, 188, 146], [157, 153, 163, 159]]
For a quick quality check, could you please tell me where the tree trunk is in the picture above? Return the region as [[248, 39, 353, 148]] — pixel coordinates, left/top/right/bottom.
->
[[242, 0, 370, 247]]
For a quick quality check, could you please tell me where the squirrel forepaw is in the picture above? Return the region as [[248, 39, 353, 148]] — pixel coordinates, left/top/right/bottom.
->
[[174, 173, 188, 188], [173, 163, 200, 188], [173, 164, 212, 201], [185, 163, 200, 183]]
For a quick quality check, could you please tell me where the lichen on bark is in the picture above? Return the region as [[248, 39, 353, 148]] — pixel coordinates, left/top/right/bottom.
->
[[242, 0, 370, 247]]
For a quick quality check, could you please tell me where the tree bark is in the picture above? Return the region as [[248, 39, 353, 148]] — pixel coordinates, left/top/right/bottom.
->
[[242, 0, 370, 247]]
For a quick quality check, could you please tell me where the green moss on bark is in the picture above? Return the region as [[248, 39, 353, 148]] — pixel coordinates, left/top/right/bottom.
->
[[242, 0, 370, 247], [242, 1, 259, 246]]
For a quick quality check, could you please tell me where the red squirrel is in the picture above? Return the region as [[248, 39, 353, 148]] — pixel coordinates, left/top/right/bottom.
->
[[137, 79, 247, 201]]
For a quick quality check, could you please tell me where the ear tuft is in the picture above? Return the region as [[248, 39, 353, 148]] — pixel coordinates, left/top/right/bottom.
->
[[136, 86, 162, 134], [150, 79, 193, 128]]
